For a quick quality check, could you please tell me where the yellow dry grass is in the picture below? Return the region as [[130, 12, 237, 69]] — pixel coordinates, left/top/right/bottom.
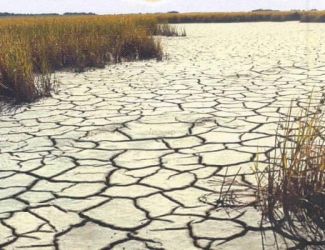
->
[[254, 97, 325, 246], [0, 15, 167, 103]]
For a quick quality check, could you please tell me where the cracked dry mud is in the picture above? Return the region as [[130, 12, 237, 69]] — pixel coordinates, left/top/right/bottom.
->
[[1, 22, 325, 250]]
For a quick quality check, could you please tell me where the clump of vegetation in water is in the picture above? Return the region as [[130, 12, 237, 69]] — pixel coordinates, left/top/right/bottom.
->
[[0, 15, 183, 103]]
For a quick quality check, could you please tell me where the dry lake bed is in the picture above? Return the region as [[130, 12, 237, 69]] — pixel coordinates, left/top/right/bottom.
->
[[0, 22, 324, 249]]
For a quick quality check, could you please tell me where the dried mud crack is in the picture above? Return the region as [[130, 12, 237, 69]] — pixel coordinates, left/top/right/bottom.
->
[[0, 23, 324, 250]]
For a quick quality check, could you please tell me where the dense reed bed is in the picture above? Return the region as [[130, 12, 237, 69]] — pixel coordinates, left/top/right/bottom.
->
[[155, 11, 325, 23], [300, 11, 325, 22], [0, 15, 177, 103], [254, 97, 325, 247]]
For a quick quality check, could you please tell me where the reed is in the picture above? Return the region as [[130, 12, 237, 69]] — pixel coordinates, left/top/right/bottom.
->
[[254, 96, 325, 247], [0, 15, 176, 103], [154, 23, 186, 37]]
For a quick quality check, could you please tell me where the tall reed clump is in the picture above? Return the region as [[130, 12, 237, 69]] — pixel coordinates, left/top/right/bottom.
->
[[0, 15, 167, 103], [254, 96, 325, 247], [0, 39, 36, 102]]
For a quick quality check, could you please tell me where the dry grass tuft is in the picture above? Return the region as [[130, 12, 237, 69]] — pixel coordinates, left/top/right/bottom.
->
[[255, 95, 325, 247]]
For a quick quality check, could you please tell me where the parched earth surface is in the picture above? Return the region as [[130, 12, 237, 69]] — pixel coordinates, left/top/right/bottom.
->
[[0, 23, 325, 250]]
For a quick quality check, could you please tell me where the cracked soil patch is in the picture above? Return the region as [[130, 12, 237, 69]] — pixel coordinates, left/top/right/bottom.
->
[[1, 22, 325, 249]]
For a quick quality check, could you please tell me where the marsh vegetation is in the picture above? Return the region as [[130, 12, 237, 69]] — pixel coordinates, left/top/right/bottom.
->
[[155, 11, 325, 23], [0, 16, 181, 103]]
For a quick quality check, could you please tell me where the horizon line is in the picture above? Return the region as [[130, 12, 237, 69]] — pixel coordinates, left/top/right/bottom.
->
[[1, 9, 324, 15]]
